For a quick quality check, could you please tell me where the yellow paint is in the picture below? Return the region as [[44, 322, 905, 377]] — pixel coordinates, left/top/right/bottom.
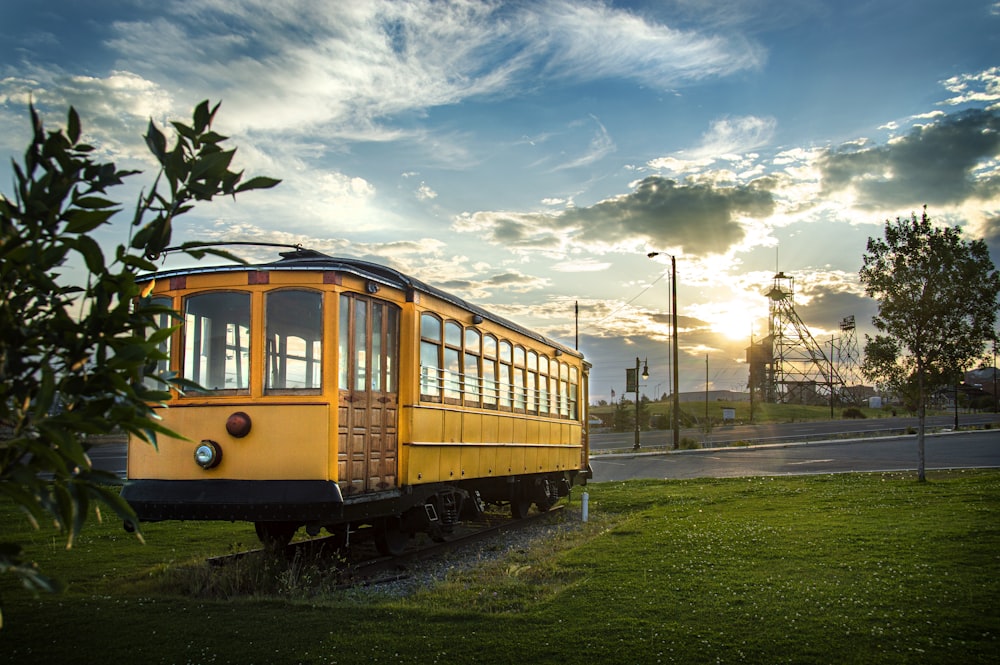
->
[[128, 404, 331, 480]]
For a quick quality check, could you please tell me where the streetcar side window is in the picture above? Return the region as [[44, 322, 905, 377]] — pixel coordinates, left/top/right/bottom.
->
[[498, 341, 513, 410], [443, 321, 462, 403], [419, 313, 442, 401], [183, 292, 251, 394], [551, 360, 561, 416], [538, 355, 550, 415], [142, 296, 174, 390], [570, 366, 579, 420], [513, 346, 526, 412], [464, 328, 481, 407], [265, 289, 322, 393], [482, 334, 498, 408], [559, 362, 570, 418], [526, 351, 538, 414]]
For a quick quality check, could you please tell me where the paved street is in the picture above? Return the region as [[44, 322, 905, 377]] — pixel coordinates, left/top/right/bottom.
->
[[589, 428, 1000, 482], [589, 413, 1000, 451]]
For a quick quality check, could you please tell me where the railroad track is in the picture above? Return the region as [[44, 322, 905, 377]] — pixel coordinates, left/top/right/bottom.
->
[[206, 506, 567, 588]]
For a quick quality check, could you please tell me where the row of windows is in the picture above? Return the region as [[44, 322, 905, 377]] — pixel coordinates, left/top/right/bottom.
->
[[148, 290, 326, 394], [418, 313, 579, 419], [145, 291, 581, 420]]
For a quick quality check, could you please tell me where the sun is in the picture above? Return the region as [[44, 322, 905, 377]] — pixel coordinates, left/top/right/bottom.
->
[[698, 301, 763, 342]]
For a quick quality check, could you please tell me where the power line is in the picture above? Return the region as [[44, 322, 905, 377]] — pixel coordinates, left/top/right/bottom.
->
[[583, 270, 668, 332]]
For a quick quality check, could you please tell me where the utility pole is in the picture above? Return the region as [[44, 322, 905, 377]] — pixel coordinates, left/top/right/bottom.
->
[[647, 251, 681, 449]]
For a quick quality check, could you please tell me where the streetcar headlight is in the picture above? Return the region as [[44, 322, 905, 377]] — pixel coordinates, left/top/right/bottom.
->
[[194, 440, 222, 469]]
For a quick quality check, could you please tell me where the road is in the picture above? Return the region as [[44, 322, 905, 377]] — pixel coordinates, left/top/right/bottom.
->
[[589, 428, 1000, 482], [589, 413, 1000, 451]]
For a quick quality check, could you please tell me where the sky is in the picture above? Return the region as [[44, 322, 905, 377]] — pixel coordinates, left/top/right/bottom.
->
[[2, 0, 999, 404]]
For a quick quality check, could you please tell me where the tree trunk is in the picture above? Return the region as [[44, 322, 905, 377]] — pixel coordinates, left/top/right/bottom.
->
[[917, 370, 926, 482]]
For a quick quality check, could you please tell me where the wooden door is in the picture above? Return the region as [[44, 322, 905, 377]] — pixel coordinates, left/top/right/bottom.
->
[[337, 294, 399, 495]]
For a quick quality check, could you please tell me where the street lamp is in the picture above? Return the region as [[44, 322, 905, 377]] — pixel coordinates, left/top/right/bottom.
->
[[629, 357, 649, 450], [647, 252, 681, 450]]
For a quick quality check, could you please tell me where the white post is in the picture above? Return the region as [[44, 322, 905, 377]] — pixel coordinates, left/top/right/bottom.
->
[[582, 491, 589, 522]]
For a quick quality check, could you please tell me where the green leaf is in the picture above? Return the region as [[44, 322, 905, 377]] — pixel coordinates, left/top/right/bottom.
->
[[145, 326, 177, 345], [33, 366, 56, 419], [144, 119, 167, 164], [64, 208, 116, 234], [170, 120, 198, 141], [71, 234, 107, 273], [235, 176, 282, 193], [193, 100, 212, 133], [67, 107, 81, 144], [71, 195, 116, 210], [190, 149, 236, 181], [199, 130, 229, 145]]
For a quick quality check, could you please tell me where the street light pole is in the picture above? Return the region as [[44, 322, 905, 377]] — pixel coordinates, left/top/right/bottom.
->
[[649, 252, 681, 450], [630, 357, 649, 450], [634, 357, 641, 450]]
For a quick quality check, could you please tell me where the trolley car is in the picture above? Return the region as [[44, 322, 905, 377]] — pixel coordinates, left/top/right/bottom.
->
[[121, 249, 591, 552]]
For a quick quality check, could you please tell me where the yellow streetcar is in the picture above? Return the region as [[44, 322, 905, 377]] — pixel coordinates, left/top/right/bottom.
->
[[121, 248, 591, 553]]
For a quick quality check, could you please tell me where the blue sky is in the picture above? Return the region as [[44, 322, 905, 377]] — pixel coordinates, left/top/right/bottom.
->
[[2, 0, 999, 403]]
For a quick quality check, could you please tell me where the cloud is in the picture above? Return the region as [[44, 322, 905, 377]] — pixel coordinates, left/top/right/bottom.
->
[[551, 259, 612, 272], [0, 70, 174, 160], [817, 108, 1000, 209], [80, 0, 763, 137], [435, 269, 551, 300], [415, 182, 437, 200], [940, 66, 1000, 107], [525, 0, 766, 87], [456, 175, 775, 257], [552, 115, 616, 170], [794, 285, 879, 338]]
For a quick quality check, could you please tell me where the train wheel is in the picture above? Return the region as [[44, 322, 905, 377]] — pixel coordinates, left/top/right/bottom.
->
[[510, 493, 532, 519], [374, 516, 409, 556], [534, 479, 556, 513], [254, 521, 297, 550]]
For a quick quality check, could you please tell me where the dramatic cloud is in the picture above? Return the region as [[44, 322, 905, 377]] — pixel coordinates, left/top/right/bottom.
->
[[437, 270, 550, 298], [650, 115, 777, 173], [77, 0, 764, 137], [0, 71, 174, 159], [456, 175, 775, 256], [818, 108, 1000, 208]]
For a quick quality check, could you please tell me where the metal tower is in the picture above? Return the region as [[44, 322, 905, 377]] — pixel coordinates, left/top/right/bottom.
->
[[762, 272, 857, 405], [833, 315, 865, 403]]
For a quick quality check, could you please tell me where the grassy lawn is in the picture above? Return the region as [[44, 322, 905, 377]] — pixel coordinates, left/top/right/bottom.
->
[[1, 470, 997, 664]]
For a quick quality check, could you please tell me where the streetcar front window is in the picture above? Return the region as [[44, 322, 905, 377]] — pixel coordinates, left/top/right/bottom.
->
[[142, 296, 174, 390], [265, 290, 322, 393], [183, 292, 251, 393]]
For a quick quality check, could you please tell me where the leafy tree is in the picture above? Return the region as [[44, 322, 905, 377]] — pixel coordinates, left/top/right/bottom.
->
[[860, 208, 1000, 481], [0, 101, 279, 622]]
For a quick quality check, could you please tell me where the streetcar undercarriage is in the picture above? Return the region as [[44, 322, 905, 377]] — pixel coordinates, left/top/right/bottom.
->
[[122, 470, 580, 553]]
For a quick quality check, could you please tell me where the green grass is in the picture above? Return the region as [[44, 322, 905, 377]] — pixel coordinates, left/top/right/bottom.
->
[[2, 470, 998, 664]]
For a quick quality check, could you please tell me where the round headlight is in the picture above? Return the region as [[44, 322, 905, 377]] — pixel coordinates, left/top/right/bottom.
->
[[194, 440, 222, 469]]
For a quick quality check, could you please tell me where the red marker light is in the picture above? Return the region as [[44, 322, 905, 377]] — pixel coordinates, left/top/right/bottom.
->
[[226, 411, 252, 438]]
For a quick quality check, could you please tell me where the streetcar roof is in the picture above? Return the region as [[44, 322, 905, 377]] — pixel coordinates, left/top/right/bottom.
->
[[140, 249, 584, 360]]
